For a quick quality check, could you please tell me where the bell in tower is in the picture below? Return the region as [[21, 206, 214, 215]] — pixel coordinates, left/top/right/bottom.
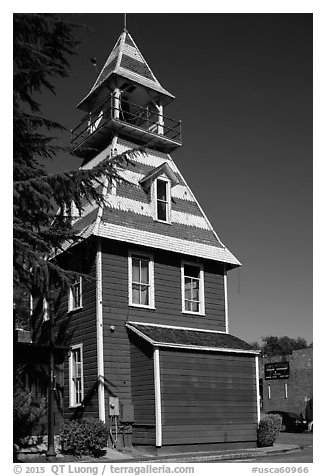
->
[[71, 30, 182, 163]]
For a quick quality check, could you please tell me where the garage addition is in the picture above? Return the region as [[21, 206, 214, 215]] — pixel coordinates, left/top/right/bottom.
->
[[59, 25, 260, 454]]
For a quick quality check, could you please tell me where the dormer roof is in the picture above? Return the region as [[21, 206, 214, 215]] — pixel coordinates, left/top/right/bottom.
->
[[139, 162, 179, 191], [77, 30, 174, 112]]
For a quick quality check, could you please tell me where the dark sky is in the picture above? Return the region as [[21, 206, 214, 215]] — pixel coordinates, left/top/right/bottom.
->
[[39, 13, 312, 344]]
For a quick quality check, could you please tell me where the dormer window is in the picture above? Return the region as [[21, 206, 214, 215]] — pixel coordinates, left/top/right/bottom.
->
[[138, 161, 179, 225], [155, 178, 171, 223]]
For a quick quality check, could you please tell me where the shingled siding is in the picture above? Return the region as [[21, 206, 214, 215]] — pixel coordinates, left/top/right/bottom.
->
[[129, 334, 156, 445], [160, 349, 258, 446], [59, 245, 99, 420], [101, 239, 226, 331]]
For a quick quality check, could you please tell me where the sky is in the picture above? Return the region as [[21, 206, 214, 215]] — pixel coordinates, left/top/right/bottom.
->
[[31, 13, 312, 345]]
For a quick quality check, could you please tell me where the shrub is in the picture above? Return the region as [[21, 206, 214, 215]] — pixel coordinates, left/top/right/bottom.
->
[[60, 418, 110, 457], [13, 391, 47, 444], [257, 414, 282, 447]]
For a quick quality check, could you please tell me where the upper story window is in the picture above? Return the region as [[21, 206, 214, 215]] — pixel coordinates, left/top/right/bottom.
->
[[68, 277, 83, 312], [139, 162, 178, 225], [69, 344, 84, 407], [181, 262, 205, 315], [128, 252, 155, 308], [154, 178, 171, 223]]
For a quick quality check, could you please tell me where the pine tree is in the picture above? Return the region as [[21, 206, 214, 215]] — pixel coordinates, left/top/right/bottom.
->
[[13, 14, 140, 325]]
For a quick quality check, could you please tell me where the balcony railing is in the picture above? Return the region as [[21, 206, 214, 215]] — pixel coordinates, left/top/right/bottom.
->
[[71, 95, 182, 158]]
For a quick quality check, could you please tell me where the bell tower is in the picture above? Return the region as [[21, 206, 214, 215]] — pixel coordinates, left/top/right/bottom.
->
[[72, 30, 182, 163], [63, 25, 254, 449]]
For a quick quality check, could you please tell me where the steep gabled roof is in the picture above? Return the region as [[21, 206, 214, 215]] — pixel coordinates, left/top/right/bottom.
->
[[77, 30, 174, 111], [70, 138, 241, 269]]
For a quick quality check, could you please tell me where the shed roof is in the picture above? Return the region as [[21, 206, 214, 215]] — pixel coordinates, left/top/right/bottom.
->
[[126, 322, 259, 354]]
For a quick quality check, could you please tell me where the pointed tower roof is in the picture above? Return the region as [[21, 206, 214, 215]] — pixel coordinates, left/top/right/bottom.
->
[[77, 30, 174, 112]]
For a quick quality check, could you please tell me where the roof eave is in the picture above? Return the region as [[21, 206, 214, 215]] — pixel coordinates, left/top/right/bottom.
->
[[126, 323, 259, 355], [77, 70, 175, 112]]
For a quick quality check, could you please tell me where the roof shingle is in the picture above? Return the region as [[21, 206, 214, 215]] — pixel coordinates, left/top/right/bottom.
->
[[127, 323, 258, 354], [77, 31, 174, 111]]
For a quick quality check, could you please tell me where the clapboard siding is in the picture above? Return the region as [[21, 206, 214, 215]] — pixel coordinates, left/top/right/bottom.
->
[[102, 314, 132, 410], [58, 243, 99, 420], [101, 238, 226, 430], [129, 335, 155, 444], [99, 238, 257, 448], [164, 416, 257, 425], [131, 426, 156, 445], [101, 240, 226, 331], [160, 349, 257, 445]]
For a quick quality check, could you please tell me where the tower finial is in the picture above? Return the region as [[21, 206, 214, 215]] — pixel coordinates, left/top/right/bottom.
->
[[124, 13, 127, 32]]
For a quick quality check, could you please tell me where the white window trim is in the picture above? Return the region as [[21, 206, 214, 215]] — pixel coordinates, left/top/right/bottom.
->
[[181, 261, 205, 316], [152, 177, 171, 224], [69, 343, 84, 408], [68, 276, 83, 312], [128, 251, 155, 309], [42, 298, 50, 322]]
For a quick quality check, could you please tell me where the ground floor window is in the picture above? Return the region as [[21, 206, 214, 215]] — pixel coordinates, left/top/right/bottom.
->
[[69, 344, 84, 407]]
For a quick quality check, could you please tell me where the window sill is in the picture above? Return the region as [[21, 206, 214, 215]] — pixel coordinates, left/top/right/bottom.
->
[[129, 303, 156, 310], [154, 218, 172, 225], [68, 306, 83, 314], [182, 310, 206, 317], [69, 403, 83, 409]]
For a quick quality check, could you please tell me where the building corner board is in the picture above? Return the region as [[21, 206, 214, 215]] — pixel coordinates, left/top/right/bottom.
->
[[153, 347, 162, 447], [255, 355, 261, 424], [96, 239, 105, 422]]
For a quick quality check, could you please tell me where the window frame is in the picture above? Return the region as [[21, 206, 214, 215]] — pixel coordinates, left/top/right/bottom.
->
[[68, 276, 83, 312], [69, 343, 84, 408], [128, 251, 155, 309], [181, 261, 205, 316], [152, 177, 171, 224], [42, 298, 50, 322]]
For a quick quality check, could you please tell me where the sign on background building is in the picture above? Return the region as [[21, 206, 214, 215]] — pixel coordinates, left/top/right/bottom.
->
[[260, 349, 312, 414], [264, 362, 290, 380]]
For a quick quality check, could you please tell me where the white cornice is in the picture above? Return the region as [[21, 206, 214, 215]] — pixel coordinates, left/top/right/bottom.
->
[[97, 222, 241, 266]]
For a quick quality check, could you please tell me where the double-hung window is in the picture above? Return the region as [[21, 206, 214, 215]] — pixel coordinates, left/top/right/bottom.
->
[[154, 178, 171, 223], [181, 262, 205, 315], [69, 344, 84, 407], [68, 277, 82, 311], [129, 253, 154, 308]]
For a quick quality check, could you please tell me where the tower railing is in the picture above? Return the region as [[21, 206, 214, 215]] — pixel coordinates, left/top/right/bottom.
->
[[71, 95, 182, 152]]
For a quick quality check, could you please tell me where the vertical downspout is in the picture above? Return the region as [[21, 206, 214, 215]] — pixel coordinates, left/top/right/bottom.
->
[[255, 355, 261, 423], [224, 265, 229, 333], [153, 347, 162, 447], [96, 240, 105, 422], [94, 136, 118, 422]]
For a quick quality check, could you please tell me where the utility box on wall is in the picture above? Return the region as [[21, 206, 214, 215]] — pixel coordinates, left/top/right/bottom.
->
[[120, 404, 134, 423], [108, 396, 119, 416]]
